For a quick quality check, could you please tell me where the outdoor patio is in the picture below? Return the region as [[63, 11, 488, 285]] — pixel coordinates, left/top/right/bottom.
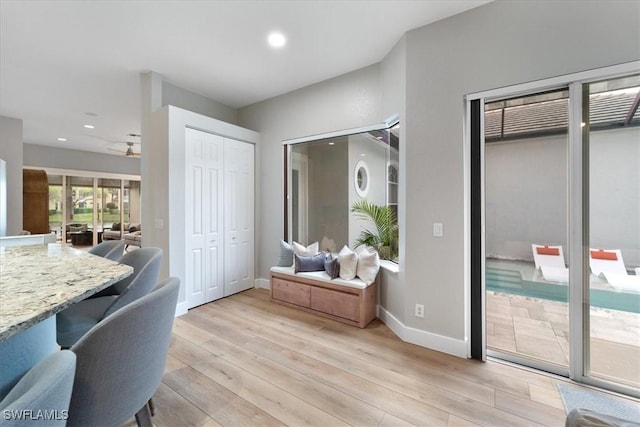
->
[[487, 290, 640, 389]]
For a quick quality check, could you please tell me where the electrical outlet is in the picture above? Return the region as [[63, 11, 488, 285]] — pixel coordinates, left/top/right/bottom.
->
[[415, 304, 424, 318]]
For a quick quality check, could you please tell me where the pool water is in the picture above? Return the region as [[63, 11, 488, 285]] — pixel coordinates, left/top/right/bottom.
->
[[486, 267, 640, 314]]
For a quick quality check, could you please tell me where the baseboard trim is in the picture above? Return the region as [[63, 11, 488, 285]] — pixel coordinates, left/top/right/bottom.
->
[[175, 301, 188, 317], [255, 277, 270, 289], [377, 306, 468, 358]]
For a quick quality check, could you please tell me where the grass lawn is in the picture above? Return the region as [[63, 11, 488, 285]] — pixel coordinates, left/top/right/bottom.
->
[[49, 211, 126, 228]]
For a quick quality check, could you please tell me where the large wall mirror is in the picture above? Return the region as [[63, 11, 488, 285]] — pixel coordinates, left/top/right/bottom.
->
[[286, 121, 399, 261]]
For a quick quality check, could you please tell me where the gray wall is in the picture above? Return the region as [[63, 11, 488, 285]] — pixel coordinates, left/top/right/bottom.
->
[[307, 141, 349, 249], [239, 0, 639, 355], [486, 127, 640, 268], [238, 64, 382, 278], [23, 143, 141, 176], [403, 0, 640, 342], [162, 81, 238, 125], [0, 116, 23, 235]]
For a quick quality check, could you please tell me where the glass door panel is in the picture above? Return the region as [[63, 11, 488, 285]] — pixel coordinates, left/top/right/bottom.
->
[[485, 88, 570, 372], [98, 179, 121, 231], [67, 176, 94, 244], [586, 75, 640, 389], [48, 175, 63, 240]]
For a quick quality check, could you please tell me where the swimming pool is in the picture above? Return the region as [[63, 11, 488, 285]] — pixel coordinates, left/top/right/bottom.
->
[[486, 267, 640, 314]]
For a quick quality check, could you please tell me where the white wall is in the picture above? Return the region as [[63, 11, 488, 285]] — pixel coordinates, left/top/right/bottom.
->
[[590, 127, 640, 267], [238, 64, 382, 279], [485, 127, 640, 268], [0, 116, 23, 235], [403, 0, 640, 351], [485, 134, 568, 261], [348, 133, 387, 249], [23, 144, 140, 176]]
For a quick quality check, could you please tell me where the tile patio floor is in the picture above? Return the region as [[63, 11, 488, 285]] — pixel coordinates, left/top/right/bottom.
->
[[487, 291, 640, 389]]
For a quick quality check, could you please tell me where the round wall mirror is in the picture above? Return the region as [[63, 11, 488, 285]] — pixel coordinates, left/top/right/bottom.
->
[[354, 160, 370, 197]]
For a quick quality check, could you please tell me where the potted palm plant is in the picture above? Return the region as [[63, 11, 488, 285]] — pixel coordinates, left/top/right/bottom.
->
[[351, 199, 398, 261]]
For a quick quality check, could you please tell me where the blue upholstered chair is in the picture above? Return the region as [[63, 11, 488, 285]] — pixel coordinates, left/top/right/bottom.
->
[[56, 247, 163, 348], [0, 350, 76, 427], [88, 240, 126, 261], [66, 277, 180, 427]]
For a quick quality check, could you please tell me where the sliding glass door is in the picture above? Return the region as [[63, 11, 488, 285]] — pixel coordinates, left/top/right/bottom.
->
[[484, 88, 571, 374], [585, 75, 640, 389], [470, 64, 640, 396]]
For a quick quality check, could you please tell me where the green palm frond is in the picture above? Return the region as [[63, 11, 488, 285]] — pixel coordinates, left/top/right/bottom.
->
[[351, 199, 398, 260]]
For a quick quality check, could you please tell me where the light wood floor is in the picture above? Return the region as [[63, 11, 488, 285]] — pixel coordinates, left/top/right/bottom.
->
[[142, 288, 624, 427]]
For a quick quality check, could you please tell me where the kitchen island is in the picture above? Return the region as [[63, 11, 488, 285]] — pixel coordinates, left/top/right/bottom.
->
[[0, 243, 133, 398]]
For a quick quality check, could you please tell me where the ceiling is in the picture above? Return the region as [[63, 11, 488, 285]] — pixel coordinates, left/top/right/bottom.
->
[[0, 0, 490, 157]]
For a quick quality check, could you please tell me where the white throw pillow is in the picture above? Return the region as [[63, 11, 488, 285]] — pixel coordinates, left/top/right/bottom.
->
[[292, 241, 319, 257], [338, 246, 358, 280], [356, 246, 380, 285]]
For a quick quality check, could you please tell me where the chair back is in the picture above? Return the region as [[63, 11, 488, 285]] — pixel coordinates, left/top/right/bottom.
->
[[104, 247, 163, 317], [531, 244, 566, 269], [88, 240, 125, 261], [589, 248, 628, 276], [0, 350, 76, 427], [67, 277, 179, 427]]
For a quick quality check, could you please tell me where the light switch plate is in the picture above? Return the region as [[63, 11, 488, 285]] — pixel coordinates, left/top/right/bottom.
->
[[433, 223, 443, 237]]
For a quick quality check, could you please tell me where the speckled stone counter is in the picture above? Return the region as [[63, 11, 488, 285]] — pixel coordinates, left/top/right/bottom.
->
[[0, 243, 133, 342]]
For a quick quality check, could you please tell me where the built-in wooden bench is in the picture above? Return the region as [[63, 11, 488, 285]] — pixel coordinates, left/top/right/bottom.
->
[[270, 266, 377, 328]]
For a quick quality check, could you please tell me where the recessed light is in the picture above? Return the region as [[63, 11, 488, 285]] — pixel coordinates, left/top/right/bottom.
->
[[360, 153, 366, 157], [268, 32, 286, 48], [328, 142, 335, 146], [57, 138, 67, 142], [84, 124, 95, 129]]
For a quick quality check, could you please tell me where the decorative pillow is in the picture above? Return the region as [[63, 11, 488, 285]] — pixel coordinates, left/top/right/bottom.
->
[[293, 241, 319, 257], [338, 246, 358, 280], [356, 246, 380, 285], [276, 240, 294, 267], [129, 225, 139, 232], [324, 254, 340, 279], [112, 222, 121, 231], [294, 253, 327, 273]]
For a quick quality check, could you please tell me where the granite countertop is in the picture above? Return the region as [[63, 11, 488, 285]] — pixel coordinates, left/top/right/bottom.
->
[[0, 244, 133, 342]]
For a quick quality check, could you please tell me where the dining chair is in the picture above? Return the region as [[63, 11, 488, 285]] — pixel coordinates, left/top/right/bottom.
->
[[66, 277, 180, 427], [0, 350, 76, 427], [56, 247, 163, 348], [88, 240, 126, 261]]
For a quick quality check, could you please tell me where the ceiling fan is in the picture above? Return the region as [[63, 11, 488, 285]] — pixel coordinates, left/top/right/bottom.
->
[[108, 141, 141, 157]]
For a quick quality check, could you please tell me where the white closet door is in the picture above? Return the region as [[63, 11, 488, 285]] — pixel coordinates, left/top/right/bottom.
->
[[224, 138, 254, 296], [185, 128, 224, 308]]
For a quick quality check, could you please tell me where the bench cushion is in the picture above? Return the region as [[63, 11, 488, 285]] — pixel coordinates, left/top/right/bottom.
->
[[270, 266, 370, 290]]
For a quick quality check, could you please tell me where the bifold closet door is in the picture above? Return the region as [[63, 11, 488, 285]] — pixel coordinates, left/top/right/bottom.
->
[[223, 138, 255, 297], [185, 128, 224, 307]]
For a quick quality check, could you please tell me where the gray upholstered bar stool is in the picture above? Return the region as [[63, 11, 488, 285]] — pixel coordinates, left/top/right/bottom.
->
[[88, 240, 126, 261], [0, 350, 76, 427], [66, 277, 180, 427], [56, 247, 163, 348]]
